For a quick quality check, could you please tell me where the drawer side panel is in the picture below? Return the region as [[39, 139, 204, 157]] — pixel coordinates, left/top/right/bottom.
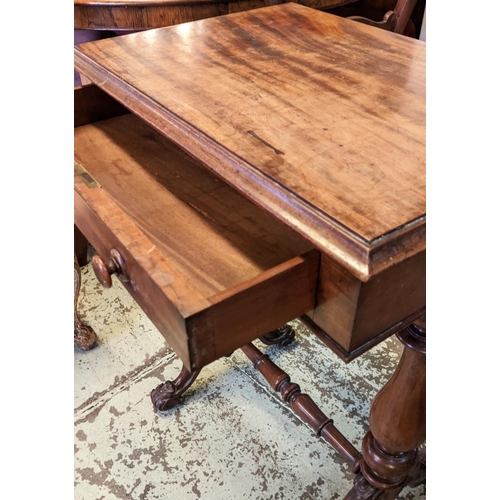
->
[[75, 185, 193, 366]]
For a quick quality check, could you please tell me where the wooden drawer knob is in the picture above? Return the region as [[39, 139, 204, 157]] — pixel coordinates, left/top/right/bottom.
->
[[91, 248, 130, 288]]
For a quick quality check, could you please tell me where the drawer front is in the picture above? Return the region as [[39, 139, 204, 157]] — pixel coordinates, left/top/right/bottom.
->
[[187, 252, 319, 367], [75, 183, 192, 366], [75, 170, 319, 371]]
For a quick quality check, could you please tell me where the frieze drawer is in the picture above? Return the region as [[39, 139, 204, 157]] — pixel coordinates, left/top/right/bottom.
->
[[74, 86, 319, 371]]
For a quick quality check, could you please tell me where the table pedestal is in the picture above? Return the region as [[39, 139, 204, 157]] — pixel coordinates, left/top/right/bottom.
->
[[345, 318, 426, 499]]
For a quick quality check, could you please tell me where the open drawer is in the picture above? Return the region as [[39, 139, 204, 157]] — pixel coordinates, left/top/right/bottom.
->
[[74, 86, 319, 371]]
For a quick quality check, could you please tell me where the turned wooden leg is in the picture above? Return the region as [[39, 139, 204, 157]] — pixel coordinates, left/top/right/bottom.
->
[[151, 365, 202, 412], [74, 254, 97, 351], [259, 323, 296, 347], [345, 316, 426, 500]]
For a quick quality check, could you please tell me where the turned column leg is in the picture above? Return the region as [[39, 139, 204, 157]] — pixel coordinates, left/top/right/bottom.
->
[[151, 365, 202, 412], [74, 254, 97, 351], [345, 316, 426, 500]]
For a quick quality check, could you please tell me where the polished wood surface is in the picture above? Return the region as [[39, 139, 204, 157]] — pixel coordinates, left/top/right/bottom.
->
[[392, 0, 418, 34], [74, 100, 319, 369], [305, 249, 425, 361], [74, 3, 425, 282], [346, 320, 426, 499], [75, 113, 313, 293], [74, 6, 425, 497], [74, 0, 357, 30]]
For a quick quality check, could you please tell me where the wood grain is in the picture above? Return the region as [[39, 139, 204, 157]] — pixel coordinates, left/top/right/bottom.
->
[[74, 3, 425, 281], [74, 0, 356, 31], [74, 105, 318, 369], [74, 185, 193, 364], [74, 112, 313, 296], [305, 250, 425, 359], [75, 1, 227, 31], [353, 322, 426, 497]]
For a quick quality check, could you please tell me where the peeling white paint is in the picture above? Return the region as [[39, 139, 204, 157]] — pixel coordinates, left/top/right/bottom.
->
[[75, 261, 425, 499]]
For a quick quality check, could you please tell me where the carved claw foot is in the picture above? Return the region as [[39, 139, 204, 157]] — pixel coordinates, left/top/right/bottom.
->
[[74, 255, 97, 351], [259, 324, 295, 347], [74, 323, 98, 351], [151, 365, 201, 412]]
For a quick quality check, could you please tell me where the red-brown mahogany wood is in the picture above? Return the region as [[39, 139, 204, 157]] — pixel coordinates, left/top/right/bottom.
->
[[74, 0, 357, 31], [345, 316, 425, 499], [74, 3, 425, 282]]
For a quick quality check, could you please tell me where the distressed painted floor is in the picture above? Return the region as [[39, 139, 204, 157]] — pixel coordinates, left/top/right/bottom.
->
[[75, 259, 425, 500]]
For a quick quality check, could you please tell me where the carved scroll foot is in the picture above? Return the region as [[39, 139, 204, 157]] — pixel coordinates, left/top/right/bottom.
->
[[151, 365, 202, 412], [259, 323, 296, 347], [345, 317, 426, 500], [74, 323, 98, 351], [74, 255, 97, 351]]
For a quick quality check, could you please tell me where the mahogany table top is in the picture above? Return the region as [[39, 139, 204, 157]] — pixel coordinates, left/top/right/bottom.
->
[[74, 3, 425, 281]]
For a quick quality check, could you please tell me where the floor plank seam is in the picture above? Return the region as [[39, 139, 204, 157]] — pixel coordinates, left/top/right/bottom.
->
[[228, 357, 371, 492], [74, 349, 177, 424]]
